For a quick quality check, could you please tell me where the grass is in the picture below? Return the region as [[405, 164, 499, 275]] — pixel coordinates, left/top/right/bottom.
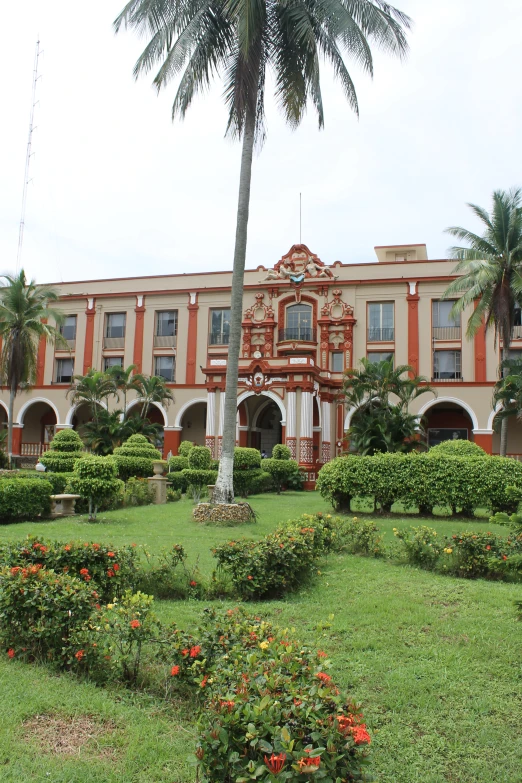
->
[[0, 492, 521, 782]]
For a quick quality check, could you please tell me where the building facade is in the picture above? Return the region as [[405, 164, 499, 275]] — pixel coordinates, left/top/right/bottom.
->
[[2, 242, 522, 474]]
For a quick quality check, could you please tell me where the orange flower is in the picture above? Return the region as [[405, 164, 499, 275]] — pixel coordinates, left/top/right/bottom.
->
[[486, 545, 491, 551], [181, 648, 189, 657], [75, 650, 85, 661], [107, 552, 115, 558], [130, 620, 141, 629], [64, 545, 71, 551], [316, 672, 331, 683], [10, 567, 21, 576], [113, 564, 120, 571], [200, 675, 208, 688], [171, 665, 180, 676], [107, 569, 115, 578], [7, 648, 15, 659], [80, 568, 89, 575], [189, 645, 201, 658], [190, 580, 197, 587], [219, 700, 235, 712], [264, 753, 286, 774], [297, 756, 320, 771], [351, 725, 371, 745], [317, 650, 327, 658], [247, 575, 253, 580]]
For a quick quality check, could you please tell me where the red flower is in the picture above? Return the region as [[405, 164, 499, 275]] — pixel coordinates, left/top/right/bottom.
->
[[64, 545, 71, 551], [264, 753, 286, 774], [298, 756, 321, 771], [95, 603, 101, 610], [10, 567, 21, 576], [181, 649, 189, 657], [502, 555, 508, 561], [171, 665, 180, 676], [107, 569, 115, 578], [351, 725, 371, 745], [200, 675, 208, 688], [247, 575, 253, 580], [317, 650, 327, 658], [75, 650, 85, 661], [293, 698, 302, 706], [113, 564, 120, 571], [486, 545, 491, 551], [316, 672, 332, 683], [93, 543, 100, 550], [219, 700, 235, 712], [189, 645, 201, 658], [80, 568, 89, 575], [190, 580, 197, 587], [107, 552, 115, 558], [130, 620, 141, 629], [7, 648, 15, 659]]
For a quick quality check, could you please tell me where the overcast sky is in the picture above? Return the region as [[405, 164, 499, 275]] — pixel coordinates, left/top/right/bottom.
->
[[1, 0, 521, 284]]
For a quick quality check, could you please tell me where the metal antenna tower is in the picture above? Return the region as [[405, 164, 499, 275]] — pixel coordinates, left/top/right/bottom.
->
[[16, 39, 42, 272]]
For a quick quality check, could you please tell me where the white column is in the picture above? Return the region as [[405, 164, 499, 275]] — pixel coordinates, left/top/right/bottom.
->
[[299, 391, 314, 464], [218, 391, 225, 457], [321, 399, 331, 463], [205, 390, 216, 457], [286, 390, 297, 458]]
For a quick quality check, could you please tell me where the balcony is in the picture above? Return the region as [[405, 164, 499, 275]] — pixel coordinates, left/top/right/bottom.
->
[[367, 327, 394, 342], [209, 332, 230, 346], [432, 326, 461, 340], [21, 442, 50, 457], [103, 336, 125, 350], [154, 334, 177, 348], [432, 373, 463, 382], [278, 327, 317, 343], [512, 325, 522, 340]]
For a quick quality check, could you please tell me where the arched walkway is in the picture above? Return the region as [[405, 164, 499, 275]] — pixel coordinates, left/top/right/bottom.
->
[[177, 400, 207, 446], [419, 399, 476, 447], [125, 399, 169, 427], [65, 401, 107, 427], [491, 411, 522, 456], [18, 400, 58, 456], [237, 394, 283, 455]]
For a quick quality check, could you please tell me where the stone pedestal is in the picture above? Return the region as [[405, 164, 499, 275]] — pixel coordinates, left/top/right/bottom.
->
[[50, 494, 81, 518], [147, 476, 168, 504]]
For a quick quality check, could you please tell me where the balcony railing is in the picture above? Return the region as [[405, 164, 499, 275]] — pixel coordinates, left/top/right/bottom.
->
[[512, 325, 522, 340], [367, 327, 395, 342], [154, 334, 177, 348], [278, 327, 317, 342], [21, 442, 50, 457], [209, 332, 230, 346], [432, 373, 463, 382], [104, 336, 125, 350], [432, 326, 461, 340]]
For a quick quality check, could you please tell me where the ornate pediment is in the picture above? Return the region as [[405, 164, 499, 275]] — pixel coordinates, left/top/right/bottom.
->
[[259, 244, 339, 285]]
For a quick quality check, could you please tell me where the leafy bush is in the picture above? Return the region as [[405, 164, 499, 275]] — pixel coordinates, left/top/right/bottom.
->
[[284, 461, 306, 491], [135, 544, 193, 599], [338, 517, 385, 556], [167, 487, 182, 502], [210, 459, 220, 471], [0, 537, 138, 601], [39, 429, 85, 473], [0, 478, 52, 521], [168, 472, 188, 493], [429, 440, 487, 457], [441, 530, 520, 579], [178, 441, 194, 457], [233, 447, 261, 469], [182, 469, 218, 503], [124, 477, 155, 506], [393, 525, 444, 569], [66, 456, 124, 520], [263, 457, 300, 494], [249, 470, 273, 495], [272, 444, 291, 460], [167, 455, 189, 472], [317, 453, 522, 515], [188, 446, 212, 470], [0, 565, 95, 662], [113, 434, 162, 480]]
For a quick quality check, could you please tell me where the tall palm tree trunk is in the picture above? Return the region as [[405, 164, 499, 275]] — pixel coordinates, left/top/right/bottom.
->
[[7, 380, 16, 467], [500, 344, 509, 457], [213, 98, 257, 504]]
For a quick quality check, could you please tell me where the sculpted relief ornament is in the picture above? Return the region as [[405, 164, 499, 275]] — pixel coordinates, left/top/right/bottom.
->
[[259, 244, 339, 285]]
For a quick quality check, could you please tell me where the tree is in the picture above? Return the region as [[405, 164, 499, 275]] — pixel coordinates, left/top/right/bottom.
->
[[442, 188, 522, 456], [81, 409, 127, 455], [115, 0, 411, 503], [66, 369, 116, 426], [0, 270, 67, 464], [492, 356, 522, 447], [132, 374, 174, 420], [105, 363, 138, 415], [343, 358, 434, 454]]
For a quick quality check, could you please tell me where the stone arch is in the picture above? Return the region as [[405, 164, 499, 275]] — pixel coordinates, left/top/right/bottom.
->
[[125, 398, 169, 427], [18, 397, 60, 425], [417, 396, 479, 432], [236, 390, 286, 426], [174, 397, 208, 428], [0, 400, 9, 422], [487, 402, 502, 432], [65, 400, 108, 426]]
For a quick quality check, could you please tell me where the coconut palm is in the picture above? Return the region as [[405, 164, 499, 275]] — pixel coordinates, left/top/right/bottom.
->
[[105, 363, 139, 415], [442, 188, 522, 456], [67, 369, 117, 426], [492, 357, 522, 444], [132, 373, 174, 420], [115, 0, 411, 502], [0, 270, 67, 463]]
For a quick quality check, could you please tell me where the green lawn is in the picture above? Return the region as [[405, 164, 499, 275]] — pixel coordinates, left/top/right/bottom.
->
[[0, 493, 521, 782]]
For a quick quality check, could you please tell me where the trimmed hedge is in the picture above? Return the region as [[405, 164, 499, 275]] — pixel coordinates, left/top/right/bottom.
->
[[0, 479, 53, 521], [47, 429, 84, 452], [429, 440, 487, 457], [272, 443, 291, 460], [39, 429, 85, 473], [263, 457, 300, 494], [167, 455, 189, 472], [113, 434, 162, 480], [233, 447, 261, 470], [317, 452, 522, 515], [188, 446, 212, 470], [0, 470, 74, 496], [178, 441, 194, 457], [168, 472, 188, 493]]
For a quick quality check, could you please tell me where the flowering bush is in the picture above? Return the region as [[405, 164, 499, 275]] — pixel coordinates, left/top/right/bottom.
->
[[192, 609, 373, 782], [0, 537, 138, 601], [393, 526, 443, 569], [339, 517, 385, 557], [441, 531, 521, 579], [124, 477, 155, 506], [69, 590, 161, 684], [0, 565, 95, 662]]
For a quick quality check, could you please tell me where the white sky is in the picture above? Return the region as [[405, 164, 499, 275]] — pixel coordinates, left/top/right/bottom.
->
[[1, 0, 521, 284]]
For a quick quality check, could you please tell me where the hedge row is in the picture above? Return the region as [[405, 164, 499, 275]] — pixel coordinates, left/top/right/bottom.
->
[[0, 479, 53, 521], [317, 453, 522, 514]]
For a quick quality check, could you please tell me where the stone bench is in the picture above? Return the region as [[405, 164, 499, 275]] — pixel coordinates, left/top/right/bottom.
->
[[50, 494, 81, 518]]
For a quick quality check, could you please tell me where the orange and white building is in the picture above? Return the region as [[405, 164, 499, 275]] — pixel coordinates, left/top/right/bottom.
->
[[2, 243, 521, 474]]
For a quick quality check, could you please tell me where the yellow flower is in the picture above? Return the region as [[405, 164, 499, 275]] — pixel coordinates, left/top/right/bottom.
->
[[107, 604, 114, 609], [444, 548, 453, 554], [259, 641, 269, 650]]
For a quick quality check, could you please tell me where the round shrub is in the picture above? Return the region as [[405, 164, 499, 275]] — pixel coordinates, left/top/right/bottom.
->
[[113, 434, 162, 481], [429, 440, 487, 457], [67, 456, 123, 519], [272, 443, 291, 460], [233, 447, 261, 470], [168, 455, 189, 472], [0, 478, 53, 521], [188, 446, 212, 470], [263, 457, 300, 494], [39, 430, 85, 473], [178, 440, 194, 457], [48, 429, 84, 452], [168, 472, 188, 493]]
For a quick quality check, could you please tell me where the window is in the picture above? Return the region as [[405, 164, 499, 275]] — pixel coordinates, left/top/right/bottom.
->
[[106, 313, 126, 339], [155, 355, 175, 382], [210, 309, 231, 345], [331, 352, 344, 372], [368, 303, 394, 341], [285, 304, 314, 341], [60, 315, 77, 341], [367, 352, 394, 365], [433, 350, 461, 380], [156, 310, 178, 337], [104, 356, 123, 371], [432, 300, 460, 339], [55, 358, 74, 383]]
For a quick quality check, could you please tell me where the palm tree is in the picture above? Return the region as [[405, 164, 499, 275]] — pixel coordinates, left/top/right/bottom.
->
[[132, 374, 174, 420], [115, 0, 411, 503], [442, 188, 522, 456], [122, 412, 163, 443], [105, 363, 138, 416], [492, 356, 522, 443], [81, 408, 127, 455], [343, 358, 434, 453], [67, 369, 117, 426], [0, 270, 67, 463]]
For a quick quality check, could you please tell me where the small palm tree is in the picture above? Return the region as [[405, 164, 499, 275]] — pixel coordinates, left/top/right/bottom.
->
[[0, 270, 67, 462], [442, 188, 522, 456], [115, 0, 411, 503], [122, 413, 163, 444], [105, 363, 138, 415], [132, 374, 174, 420], [67, 369, 117, 426], [81, 409, 126, 455], [492, 357, 522, 444]]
